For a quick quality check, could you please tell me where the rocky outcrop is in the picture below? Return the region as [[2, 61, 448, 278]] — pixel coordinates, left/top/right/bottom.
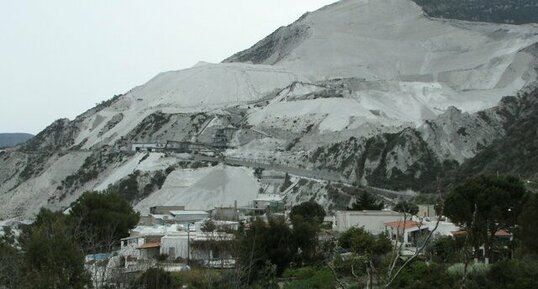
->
[[20, 119, 79, 152], [419, 97, 521, 163], [454, 88, 538, 178], [223, 21, 311, 64]]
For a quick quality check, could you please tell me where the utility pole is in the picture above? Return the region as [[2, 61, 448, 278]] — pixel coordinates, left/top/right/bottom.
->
[[187, 223, 191, 265]]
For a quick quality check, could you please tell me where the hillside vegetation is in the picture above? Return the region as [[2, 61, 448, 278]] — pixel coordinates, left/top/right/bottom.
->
[[413, 0, 538, 24]]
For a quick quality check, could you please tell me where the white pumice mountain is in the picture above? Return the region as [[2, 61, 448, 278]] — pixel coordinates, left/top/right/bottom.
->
[[2, 0, 538, 220]]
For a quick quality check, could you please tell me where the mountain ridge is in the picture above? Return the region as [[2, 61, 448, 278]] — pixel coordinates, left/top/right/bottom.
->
[[0, 133, 34, 148], [2, 0, 538, 219]]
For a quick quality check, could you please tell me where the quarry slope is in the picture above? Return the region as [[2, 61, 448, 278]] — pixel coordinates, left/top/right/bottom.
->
[[2, 0, 538, 219]]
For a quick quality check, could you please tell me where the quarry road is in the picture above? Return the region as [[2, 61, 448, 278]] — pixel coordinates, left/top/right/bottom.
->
[[188, 154, 415, 198]]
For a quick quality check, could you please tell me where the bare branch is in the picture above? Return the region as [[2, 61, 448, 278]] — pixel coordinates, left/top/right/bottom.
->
[[384, 177, 444, 288], [327, 262, 347, 289]]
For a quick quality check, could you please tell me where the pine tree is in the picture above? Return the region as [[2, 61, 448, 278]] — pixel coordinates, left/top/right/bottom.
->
[[349, 191, 384, 210]]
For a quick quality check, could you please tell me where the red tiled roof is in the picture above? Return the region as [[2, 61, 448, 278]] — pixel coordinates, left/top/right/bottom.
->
[[495, 229, 511, 237], [451, 230, 467, 237], [384, 220, 421, 229], [138, 242, 161, 249]]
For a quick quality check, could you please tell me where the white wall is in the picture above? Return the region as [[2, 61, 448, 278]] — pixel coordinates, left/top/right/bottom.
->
[[161, 236, 189, 260], [334, 210, 405, 235]]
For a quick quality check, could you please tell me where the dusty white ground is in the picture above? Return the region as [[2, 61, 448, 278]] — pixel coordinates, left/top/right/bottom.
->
[[134, 164, 260, 214], [3, 0, 538, 220]]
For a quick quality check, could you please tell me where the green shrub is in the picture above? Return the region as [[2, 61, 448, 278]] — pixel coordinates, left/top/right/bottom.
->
[[134, 268, 179, 289], [283, 267, 334, 289]]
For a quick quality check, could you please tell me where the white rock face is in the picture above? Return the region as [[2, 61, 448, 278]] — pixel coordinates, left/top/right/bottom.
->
[[2, 0, 538, 219], [134, 165, 260, 214], [74, 63, 303, 149], [75, 0, 538, 151], [229, 0, 538, 132]]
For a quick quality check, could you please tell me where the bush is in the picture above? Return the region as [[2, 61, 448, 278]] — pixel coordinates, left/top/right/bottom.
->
[[134, 268, 179, 289], [338, 227, 392, 256], [485, 258, 538, 289], [447, 262, 489, 276], [282, 267, 335, 289], [390, 261, 456, 289], [428, 236, 463, 264]]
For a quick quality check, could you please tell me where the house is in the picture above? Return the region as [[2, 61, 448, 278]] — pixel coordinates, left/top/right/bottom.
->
[[160, 232, 235, 268], [384, 220, 429, 250], [195, 220, 240, 232], [417, 204, 436, 218], [138, 242, 161, 260], [451, 229, 512, 263], [253, 194, 284, 211], [210, 207, 241, 221], [333, 210, 405, 234], [119, 235, 163, 270]]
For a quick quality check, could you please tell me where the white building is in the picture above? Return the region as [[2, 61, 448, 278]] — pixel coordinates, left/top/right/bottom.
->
[[333, 210, 405, 234], [119, 235, 161, 270], [253, 194, 284, 210], [384, 220, 429, 249], [160, 231, 235, 268], [170, 210, 209, 223]]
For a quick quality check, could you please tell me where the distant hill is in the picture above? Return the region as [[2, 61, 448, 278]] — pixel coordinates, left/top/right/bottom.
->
[[413, 0, 538, 24], [0, 133, 34, 148]]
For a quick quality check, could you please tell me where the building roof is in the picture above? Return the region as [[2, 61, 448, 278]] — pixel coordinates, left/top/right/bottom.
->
[[451, 230, 466, 237], [384, 220, 422, 229], [121, 235, 144, 241], [254, 194, 284, 202], [495, 229, 511, 237], [138, 242, 161, 249], [149, 214, 171, 219], [338, 210, 404, 216], [170, 210, 209, 216]]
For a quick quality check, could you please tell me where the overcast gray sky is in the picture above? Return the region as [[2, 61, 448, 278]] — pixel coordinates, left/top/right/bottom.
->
[[0, 0, 335, 134]]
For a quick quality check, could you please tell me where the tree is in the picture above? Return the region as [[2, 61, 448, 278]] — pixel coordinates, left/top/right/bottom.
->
[[19, 208, 90, 289], [393, 201, 419, 216], [70, 191, 140, 253], [289, 201, 326, 225], [265, 217, 297, 275], [484, 257, 538, 289], [237, 216, 299, 284], [428, 236, 462, 264], [0, 229, 20, 289], [444, 175, 528, 263], [349, 191, 384, 211], [338, 227, 392, 256], [333, 227, 393, 288], [201, 219, 216, 233], [518, 193, 538, 255], [291, 215, 321, 265], [389, 261, 456, 289], [290, 201, 326, 265]]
